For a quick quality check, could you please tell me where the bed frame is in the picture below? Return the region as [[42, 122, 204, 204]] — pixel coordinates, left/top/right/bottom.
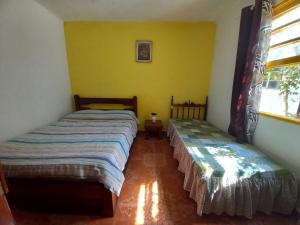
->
[[170, 96, 208, 120], [74, 95, 138, 116], [6, 95, 138, 217]]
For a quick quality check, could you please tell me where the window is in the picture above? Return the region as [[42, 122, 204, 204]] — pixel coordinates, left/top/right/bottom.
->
[[259, 0, 300, 122]]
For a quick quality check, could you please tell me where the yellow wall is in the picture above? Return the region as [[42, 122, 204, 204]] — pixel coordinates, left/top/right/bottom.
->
[[64, 22, 216, 129]]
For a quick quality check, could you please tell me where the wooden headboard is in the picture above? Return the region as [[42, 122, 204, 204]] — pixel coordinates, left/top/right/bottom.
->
[[170, 96, 208, 120], [74, 95, 138, 117]]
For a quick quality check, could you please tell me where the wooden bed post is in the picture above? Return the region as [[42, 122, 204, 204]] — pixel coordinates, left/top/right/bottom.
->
[[133, 96, 138, 117], [204, 96, 208, 121], [74, 95, 81, 111], [170, 96, 174, 118], [0, 164, 8, 194]]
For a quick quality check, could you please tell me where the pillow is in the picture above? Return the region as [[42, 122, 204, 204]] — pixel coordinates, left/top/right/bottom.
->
[[62, 110, 138, 122]]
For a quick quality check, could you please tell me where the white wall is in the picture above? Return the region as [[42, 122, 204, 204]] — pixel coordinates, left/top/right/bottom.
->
[[254, 116, 300, 180], [208, 0, 300, 209], [0, 0, 72, 142], [207, 0, 253, 131]]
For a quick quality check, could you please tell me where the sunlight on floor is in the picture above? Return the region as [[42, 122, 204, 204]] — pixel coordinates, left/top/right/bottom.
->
[[135, 184, 145, 225], [151, 181, 159, 221], [135, 181, 159, 225]]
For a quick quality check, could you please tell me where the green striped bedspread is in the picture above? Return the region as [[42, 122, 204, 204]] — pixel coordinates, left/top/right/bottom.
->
[[0, 110, 138, 196]]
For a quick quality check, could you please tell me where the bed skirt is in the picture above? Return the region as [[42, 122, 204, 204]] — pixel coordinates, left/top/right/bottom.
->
[[167, 123, 298, 218]]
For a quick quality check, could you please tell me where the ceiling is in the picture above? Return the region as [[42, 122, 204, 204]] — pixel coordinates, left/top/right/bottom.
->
[[35, 0, 223, 21]]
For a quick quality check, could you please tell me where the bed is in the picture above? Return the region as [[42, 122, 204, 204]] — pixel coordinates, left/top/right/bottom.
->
[[167, 96, 298, 218], [0, 95, 138, 216]]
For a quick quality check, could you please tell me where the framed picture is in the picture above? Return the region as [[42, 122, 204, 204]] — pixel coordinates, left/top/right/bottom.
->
[[136, 40, 152, 62]]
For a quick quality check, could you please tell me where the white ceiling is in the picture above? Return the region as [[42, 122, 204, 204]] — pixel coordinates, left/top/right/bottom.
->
[[35, 0, 224, 21]]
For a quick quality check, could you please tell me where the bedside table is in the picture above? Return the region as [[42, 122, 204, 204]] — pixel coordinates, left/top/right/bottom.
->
[[0, 164, 15, 225], [145, 120, 163, 139]]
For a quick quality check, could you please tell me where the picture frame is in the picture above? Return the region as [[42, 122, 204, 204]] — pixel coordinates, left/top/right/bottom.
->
[[136, 40, 152, 63]]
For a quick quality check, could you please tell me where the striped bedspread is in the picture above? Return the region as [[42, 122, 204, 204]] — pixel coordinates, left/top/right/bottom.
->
[[0, 110, 138, 196]]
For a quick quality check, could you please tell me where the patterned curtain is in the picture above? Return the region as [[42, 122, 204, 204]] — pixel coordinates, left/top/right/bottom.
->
[[228, 0, 273, 143]]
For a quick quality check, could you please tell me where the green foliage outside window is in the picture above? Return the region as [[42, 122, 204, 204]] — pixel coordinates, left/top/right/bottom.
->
[[264, 64, 300, 116]]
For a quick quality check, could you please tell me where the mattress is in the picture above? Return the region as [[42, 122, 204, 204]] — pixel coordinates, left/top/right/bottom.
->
[[0, 110, 138, 196], [167, 119, 298, 218]]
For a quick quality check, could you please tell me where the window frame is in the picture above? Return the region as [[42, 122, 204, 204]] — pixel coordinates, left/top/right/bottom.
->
[[259, 0, 300, 125], [266, 0, 300, 68]]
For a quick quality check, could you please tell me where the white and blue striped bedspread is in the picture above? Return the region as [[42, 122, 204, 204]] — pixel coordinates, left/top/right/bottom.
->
[[0, 110, 138, 196]]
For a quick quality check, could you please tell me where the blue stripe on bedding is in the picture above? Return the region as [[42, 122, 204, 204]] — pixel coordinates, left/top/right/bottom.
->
[[8, 139, 129, 158], [0, 156, 121, 171], [29, 132, 131, 146]]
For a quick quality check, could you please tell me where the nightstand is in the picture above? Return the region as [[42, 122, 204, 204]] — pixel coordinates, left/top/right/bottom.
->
[[0, 164, 15, 225], [145, 120, 163, 139]]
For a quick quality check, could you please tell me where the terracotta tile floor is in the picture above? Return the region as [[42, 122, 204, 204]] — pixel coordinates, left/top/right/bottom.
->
[[13, 134, 299, 225]]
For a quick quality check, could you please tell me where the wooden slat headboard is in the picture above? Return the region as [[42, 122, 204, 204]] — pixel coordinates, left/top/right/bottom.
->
[[74, 95, 138, 117], [170, 96, 208, 120]]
